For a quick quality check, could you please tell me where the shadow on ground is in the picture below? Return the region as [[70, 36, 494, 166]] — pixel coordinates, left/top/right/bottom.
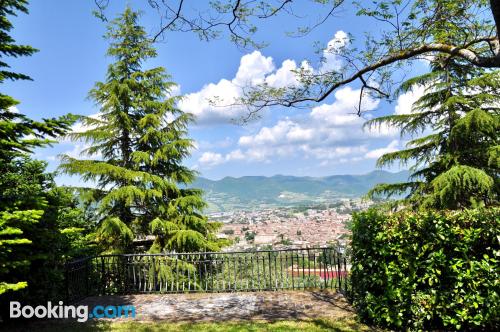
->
[[2, 290, 380, 331]]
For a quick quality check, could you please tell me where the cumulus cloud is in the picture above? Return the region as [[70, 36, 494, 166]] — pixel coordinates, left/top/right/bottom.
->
[[167, 84, 182, 98], [363, 85, 427, 138], [179, 51, 277, 125], [198, 151, 225, 167], [365, 140, 399, 159], [394, 85, 426, 115], [179, 32, 349, 125], [197, 85, 403, 168], [320, 30, 349, 73], [233, 51, 275, 86], [226, 149, 245, 161]]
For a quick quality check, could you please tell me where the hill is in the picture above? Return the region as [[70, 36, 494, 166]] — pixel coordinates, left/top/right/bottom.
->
[[193, 170, 410, 212]]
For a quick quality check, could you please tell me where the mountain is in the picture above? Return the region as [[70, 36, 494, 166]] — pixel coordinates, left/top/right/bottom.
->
[[192, 170, 410, 212]]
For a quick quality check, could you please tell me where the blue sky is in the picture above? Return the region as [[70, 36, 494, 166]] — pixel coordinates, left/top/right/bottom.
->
[[5, 1, 426, 182]]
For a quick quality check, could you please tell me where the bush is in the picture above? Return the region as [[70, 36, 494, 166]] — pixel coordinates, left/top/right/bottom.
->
[[245, 231, 256, 242], [350, 208, 499, 331]]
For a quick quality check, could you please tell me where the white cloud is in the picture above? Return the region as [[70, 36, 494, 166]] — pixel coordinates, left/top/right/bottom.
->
[[179, 78, 245, 125], [196, 85, 400, 169], [167, 84, 181, 98], [264, 59, 304, 88], [233, 51, 275, 86], [64, 142, 90, 159], [179, 32, 349, 125], [365, 140, 399, 159], [198, 151, 225, 167], [363, 85, 427, 138], [311, 86, 379, 125], [395, 85, 425, 115], [67, 112, 101, 136], [239, 119, 297, 147], [179, 51, 278, 125], [320, 30, 349, 73], [181, 32, 427, 171], [226, 149, 245, 161]]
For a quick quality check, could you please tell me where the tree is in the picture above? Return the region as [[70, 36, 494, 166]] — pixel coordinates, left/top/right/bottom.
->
[[365, 56, 499, 209], [0, 0, 73, 297], [60, 8, 222, 254], [0, 1, 72, 162], [95, 1, 500, 117], [245, 231, 256, 242], [0, 159, 91, 309]]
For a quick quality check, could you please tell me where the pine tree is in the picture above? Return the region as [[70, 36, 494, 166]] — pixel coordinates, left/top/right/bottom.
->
[[365, 58, 499, 209], [0, 0, 73, 297], [60, 8, 222, 254]]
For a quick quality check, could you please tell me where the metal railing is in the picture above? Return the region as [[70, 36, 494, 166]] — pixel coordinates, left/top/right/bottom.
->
[[65, 247, 349, 302]]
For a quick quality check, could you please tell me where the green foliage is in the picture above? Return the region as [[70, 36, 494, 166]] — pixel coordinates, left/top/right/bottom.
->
[[213, 0, 500, 117], [0, 158, 92, 324], [0, 0, 78, 310], [366, 58, 499, 209], [95, 217, 133, 254], [149, 257, 199, 291], [0, 0, 73, 162], [0, 209, 41, 295], [60, 8, 222, 254], [350, 208, 500, 331], [244, 231, 256, 242]]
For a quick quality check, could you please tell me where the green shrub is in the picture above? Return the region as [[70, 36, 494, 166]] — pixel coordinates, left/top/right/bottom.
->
[[350, 208, 499, 331]]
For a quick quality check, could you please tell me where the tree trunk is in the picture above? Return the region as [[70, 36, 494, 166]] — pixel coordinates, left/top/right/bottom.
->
[[491, 0, 500, 40]]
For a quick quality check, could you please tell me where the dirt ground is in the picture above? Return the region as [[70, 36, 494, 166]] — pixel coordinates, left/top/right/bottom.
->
[[77, 290, 355, 322]]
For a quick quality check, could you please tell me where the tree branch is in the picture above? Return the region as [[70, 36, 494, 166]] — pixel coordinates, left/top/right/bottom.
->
[[257, 0, 293, 18], [302, 41, 500, 106], [490, 0, 500, 39], [152, 0, 185, 42]]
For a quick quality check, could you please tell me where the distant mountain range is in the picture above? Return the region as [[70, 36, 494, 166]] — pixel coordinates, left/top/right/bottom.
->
[[192, 170, 410, 212]]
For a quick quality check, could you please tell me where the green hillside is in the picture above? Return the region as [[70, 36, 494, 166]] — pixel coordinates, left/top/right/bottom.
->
[[193, 170, 410, 212]]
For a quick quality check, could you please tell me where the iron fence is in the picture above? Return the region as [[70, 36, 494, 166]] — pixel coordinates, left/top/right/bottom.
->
[[65, 247, 349, 302]]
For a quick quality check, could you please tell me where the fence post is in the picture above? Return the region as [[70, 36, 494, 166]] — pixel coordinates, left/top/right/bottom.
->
[[322, 248, 327, 289], [268, 251, 272, 290], [343, 255, 348, 295], [337, 250, 342, 292]]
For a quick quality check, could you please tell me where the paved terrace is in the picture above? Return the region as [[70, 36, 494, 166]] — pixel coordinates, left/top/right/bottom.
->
[[76, 290, 354, 322]]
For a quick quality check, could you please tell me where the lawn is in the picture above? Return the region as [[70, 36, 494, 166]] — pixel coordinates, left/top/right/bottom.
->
[[5, 317, 377, 332]]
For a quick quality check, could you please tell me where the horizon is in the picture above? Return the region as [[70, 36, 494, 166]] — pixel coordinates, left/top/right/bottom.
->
[[197, 169, 409, 181]]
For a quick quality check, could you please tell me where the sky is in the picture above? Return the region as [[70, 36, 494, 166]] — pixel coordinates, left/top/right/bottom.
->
[[5, 0, 427, 183]]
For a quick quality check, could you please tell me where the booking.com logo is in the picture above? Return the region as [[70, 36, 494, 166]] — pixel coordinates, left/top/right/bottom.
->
[[10, 301, 136, 322]]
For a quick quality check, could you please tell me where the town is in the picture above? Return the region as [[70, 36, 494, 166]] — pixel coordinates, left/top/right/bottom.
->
[[212, 198, 375, 250]]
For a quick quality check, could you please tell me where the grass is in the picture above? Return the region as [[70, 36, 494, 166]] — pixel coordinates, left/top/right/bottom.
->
[[4, 317, 377, 332]]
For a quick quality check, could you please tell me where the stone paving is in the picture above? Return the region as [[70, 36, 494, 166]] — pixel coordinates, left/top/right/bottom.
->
[[77, 290, 355, 322]]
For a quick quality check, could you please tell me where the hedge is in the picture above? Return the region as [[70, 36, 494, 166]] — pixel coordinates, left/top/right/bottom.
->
[[350, 208, 499, 331]]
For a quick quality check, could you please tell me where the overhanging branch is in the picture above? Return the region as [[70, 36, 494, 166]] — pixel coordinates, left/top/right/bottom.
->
[[278, 40, 500, 108]]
